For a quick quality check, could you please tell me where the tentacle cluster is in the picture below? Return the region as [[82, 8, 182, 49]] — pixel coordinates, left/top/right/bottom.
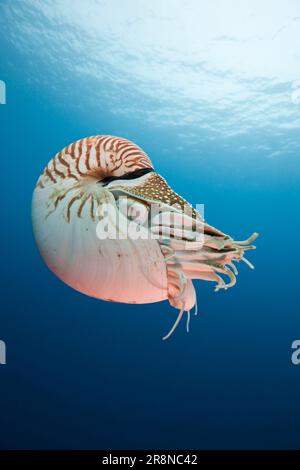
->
[[109, 172, 259, 340], [157, 219, 258, 340]]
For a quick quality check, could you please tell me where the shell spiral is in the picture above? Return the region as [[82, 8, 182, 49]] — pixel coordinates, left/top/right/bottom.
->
[[32, 135, 169, 305], [36, 135, 154, 189]]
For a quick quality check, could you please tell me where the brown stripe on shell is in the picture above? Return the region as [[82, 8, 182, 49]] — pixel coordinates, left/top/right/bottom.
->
[[66, 193, 83, 222], [35, 135, 153, 189], [45, 167, 57, 183], [57, 151, 70, 169]]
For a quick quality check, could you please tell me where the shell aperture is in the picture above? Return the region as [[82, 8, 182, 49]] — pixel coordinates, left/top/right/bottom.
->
[[32, 135, 258, 339]]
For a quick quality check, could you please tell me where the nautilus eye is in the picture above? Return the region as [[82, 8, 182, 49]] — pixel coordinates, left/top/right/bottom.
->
[[32, 135, 258, 340]]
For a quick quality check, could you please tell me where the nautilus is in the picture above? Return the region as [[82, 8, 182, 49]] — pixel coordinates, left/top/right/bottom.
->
[[32, 135, 258, 339]]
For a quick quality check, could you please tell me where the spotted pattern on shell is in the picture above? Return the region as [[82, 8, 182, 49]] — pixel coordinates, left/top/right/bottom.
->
[[117, 173, 199, 219]]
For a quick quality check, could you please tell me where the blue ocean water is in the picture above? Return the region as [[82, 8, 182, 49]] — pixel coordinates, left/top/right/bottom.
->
[[0, 0, 300, 450]]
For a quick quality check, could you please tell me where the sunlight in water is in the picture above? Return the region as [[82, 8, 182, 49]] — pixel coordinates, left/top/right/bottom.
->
[[1, 0, 300, 155]]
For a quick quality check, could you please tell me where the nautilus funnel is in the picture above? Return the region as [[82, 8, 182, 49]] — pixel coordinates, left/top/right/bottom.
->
[[32, 135, 258, 339]]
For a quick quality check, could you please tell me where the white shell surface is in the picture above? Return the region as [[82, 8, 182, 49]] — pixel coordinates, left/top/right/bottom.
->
[[32, 180, 168, 304]]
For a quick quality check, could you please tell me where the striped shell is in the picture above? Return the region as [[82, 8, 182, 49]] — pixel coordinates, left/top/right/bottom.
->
[[36, 135, 153, 190], [32, 136, 169, 304]]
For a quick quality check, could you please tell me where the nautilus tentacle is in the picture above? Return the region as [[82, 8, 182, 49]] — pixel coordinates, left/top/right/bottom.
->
[[32, 135, 258, 340], [113, 170, 258, 339]]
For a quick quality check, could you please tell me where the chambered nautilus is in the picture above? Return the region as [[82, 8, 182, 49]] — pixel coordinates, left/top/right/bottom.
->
[[32, 135, 258, 339]]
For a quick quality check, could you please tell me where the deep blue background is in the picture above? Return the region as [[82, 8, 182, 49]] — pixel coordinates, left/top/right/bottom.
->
[[0, 0, 300, 449]]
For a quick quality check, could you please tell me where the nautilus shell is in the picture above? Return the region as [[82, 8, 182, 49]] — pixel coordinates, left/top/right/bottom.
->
[[32, 135, 258, 339]]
